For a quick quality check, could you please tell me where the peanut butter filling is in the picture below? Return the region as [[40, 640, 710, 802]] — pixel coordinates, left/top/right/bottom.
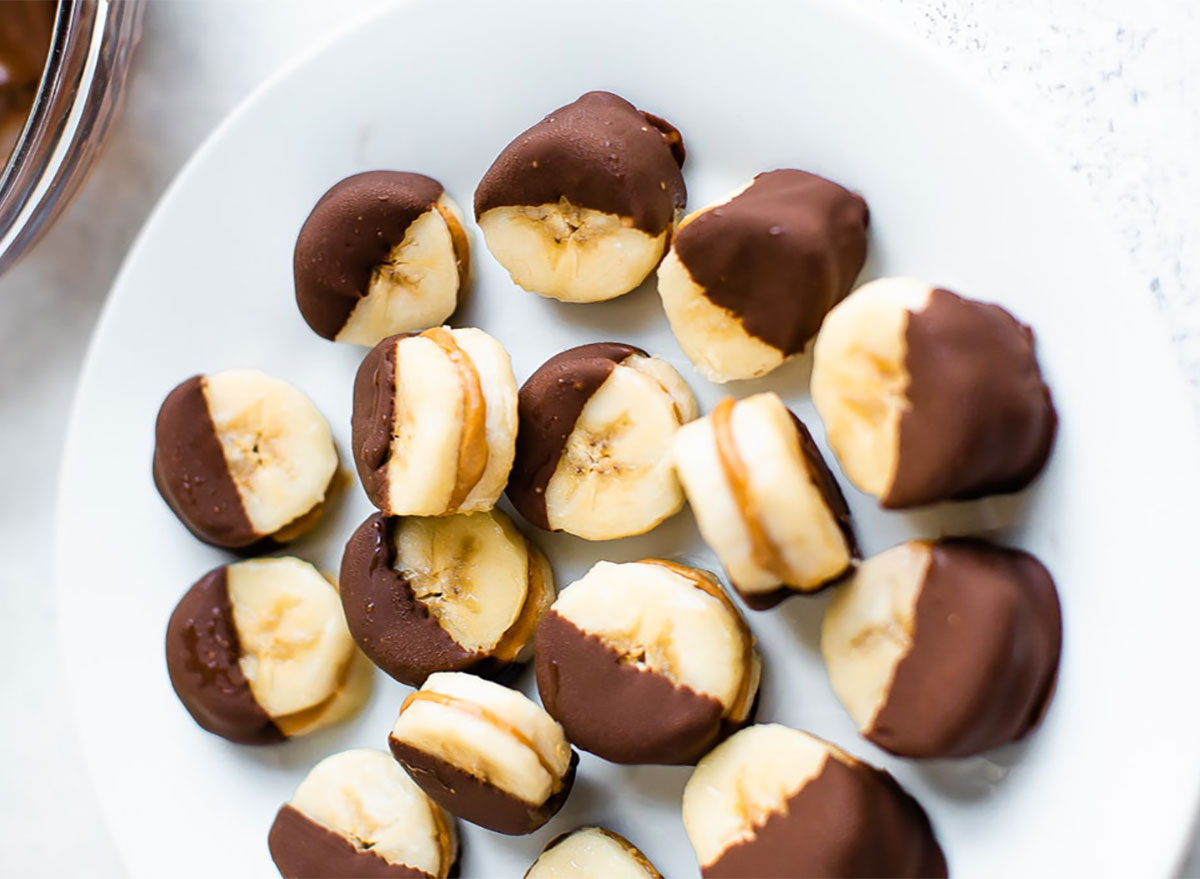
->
[[400, 689, 562, 790], [427, 798, 454, 876], [710, 397, 790, 581], [433, 200, 471, 287], [421, 328, 488, 510]]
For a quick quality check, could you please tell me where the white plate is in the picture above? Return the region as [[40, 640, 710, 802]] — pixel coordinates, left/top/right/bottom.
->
[[56, 0, 1200, 876]]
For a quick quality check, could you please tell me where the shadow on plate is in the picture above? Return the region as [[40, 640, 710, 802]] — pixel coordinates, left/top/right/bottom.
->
[[914, 738, 1031, 802], [896, 490, 1037, 543], [616, 762, 691, 808], [535, 275, 665, 339], [777, 585, 836, 656], [224, 716, 359, 776], [712, 345, 816, 402]]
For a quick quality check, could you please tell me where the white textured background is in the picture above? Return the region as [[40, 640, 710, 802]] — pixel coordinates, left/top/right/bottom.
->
[[0, 0, 1195, 875]]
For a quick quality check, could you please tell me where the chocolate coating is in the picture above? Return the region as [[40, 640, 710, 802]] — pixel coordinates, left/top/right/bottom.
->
[[887, 288, 1057, 508], [268, 804, 431, 878], [674, 170, 869, 355], [535, 611, 728, 765], [474, 91, 686, 234], [507, 342, 641, 529], [736, 414, 858, 611], [704, 756, 946, 878], [869, 539, 1062, 758], [389, 738, 577, 836], [294, 172, 445, 340], [792, 413, 858, 559], [641, 112, 686, 167], [164, 566, 282, 745], [352, 335, 401, 510], [339, 513, 518, 686], [153, 376, 257, 549]]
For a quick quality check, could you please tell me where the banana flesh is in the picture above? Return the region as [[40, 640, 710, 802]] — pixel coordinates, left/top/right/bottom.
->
[[203, 370, 338, 540], [336, 195, 469, 347], [479, 201, 667, 303]]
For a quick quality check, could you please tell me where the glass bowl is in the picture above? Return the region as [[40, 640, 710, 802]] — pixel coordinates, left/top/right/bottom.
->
[[0, 0, 143, 273]]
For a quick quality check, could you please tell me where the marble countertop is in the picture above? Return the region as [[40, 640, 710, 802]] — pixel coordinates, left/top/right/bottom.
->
[[1, 0, 1195, 875]]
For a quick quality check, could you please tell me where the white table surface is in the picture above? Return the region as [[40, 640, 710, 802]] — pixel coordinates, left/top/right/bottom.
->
[[1, 0, 1196, 875]]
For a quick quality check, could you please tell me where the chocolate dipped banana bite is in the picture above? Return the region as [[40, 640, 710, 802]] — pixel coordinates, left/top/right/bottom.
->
[[352, 327, 517, 516], [153, 370, 338, 549], [682, 724, 946, 878], [659, 169, 869, 382], [269, 748, 458, 879], [811, 277, 1056, 508], [294, 171, 469, 346], [389, 672, 577, 835], [508, 342, 697, 540], [166, 557, 371, 744], [475, 91, 686, 303], [340, 509, 554, 686], [536, 559, 760, 765], [822, 538, 1062, 758]]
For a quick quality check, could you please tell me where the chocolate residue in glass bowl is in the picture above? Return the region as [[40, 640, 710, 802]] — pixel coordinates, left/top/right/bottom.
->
[[0, 1, 56, 148]]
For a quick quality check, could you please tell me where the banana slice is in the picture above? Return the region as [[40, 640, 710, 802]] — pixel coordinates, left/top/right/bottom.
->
[[507, 342, 697, 540], [810, 277, 1057, 508], [682, 724, 946, 878], [294, 171, 470, 346], [659, 169, 869, 383], [352, 327, 518, 517], [272, 648, 375, 739], [388, 671, 577, 835], [525, 827, 662, 879], [536, 559, 759, 765], [269, 748, 458, 879], [165, 557, 370, 744], [339, 509, 554, 686], [822, 538, 1062, 758], [226, 558, 353, 718], [672, 392, 855, 608], [153, 370, 339, 549], [475, 91, 686, 303]]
